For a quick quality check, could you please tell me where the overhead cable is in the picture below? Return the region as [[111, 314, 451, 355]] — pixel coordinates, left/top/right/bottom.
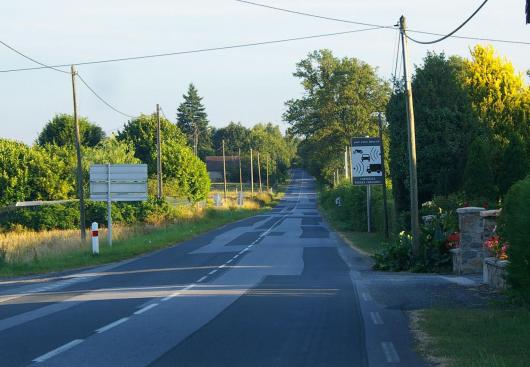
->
[[0, 39, 69, 74], [0, 28, 381, 73], [406, 0, 489, 44], [76, 73, 137, 119]]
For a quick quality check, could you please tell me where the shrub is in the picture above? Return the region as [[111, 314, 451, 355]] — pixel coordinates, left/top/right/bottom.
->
[[498, 175, 530, 303]]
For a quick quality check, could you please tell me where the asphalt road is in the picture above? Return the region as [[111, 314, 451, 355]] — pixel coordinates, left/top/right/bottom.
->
[[0, 169, 430, 367]]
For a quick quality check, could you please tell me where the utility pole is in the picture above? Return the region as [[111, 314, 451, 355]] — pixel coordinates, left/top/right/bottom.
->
[[257, 151, 262, 192], [156, 104, 163, 199], [70, 65, 86, 241], [379, 113, 390, 239], [250, 148, 254, 197], [266, 156, 270, 192], [222, 139, 227, 200], [400, 16, 421, 256], [238, 148, 243, 192], [367, 185, 371, 233]]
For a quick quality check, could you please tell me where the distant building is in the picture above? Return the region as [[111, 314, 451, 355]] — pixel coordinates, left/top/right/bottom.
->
[[205, 156, 239, 182]]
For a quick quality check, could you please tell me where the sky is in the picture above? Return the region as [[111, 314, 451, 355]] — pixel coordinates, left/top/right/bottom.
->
[[0, 0, 528, 144]]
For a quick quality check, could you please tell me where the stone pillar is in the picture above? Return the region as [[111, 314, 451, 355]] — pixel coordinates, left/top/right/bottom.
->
[[451, 207, 485, 274]]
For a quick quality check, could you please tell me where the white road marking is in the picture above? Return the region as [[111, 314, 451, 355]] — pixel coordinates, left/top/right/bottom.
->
[[219, 264, 226, 268], [208, 269, 218, 275], [361, 292, 372, 302], [233, 254, 239, 259], [162, 292, 181, 301], [197, 276, 207, 283], [381, 341, 400, 363], [226, 259, 233, 264], [182, 284, 195, 291], [134, 303, 159, 315], [370, 312, 384, 325], [33, 339, 84, 363], [95, 317, 129, 333]]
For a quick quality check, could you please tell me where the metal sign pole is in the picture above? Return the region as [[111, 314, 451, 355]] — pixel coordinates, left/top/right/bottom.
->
[[367, 185, 371, 233], [107, 163, 112, 247]]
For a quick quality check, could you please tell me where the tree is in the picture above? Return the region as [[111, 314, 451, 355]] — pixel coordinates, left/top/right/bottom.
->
[[212, 122, 251, 154], [284, 49, 390, 183], [37, 114, 105, 147], [387, 53, 479, 212], [463, 137, 498, 201], [117, 114, 186, 175], [176, 83, 213, 158]]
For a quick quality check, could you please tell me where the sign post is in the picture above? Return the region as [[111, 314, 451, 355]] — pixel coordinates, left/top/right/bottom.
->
[[90, 164, 148, 246], [351, 137, 384, 232]]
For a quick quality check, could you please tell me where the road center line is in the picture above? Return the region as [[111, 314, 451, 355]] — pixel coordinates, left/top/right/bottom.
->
[[32, 339, 84, 363], [96, 317, 129, 333], [134, 303, 159, 315], [197, 276, 207, 283], [370, 311, 384, 325], [208, 269, 218, 275], [381, 342, 400, 363]]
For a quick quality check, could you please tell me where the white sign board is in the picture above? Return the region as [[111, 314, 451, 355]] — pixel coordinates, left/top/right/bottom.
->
[[89, 164, 148, 202], [351, 137, 384, 185]]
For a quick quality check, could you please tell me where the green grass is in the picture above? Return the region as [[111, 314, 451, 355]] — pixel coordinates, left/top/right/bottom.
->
[[319, 204, 386, 255], [0, 208, 266, 278], [418, 307, 530, 367]]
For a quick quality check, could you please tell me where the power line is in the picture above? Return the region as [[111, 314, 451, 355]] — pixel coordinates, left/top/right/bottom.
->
[[0, 40, 70, 74], [235, 0, 394, 29], [406, 0, 489, 44], [0, 28, 382, 73], [235, 0, 530, 46], [76, 73, 137, 119]]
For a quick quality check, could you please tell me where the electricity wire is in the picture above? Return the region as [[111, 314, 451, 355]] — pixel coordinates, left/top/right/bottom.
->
[[405, 0, 489, 44], [0, 27, 382, 73], [235, 0, 530, 46], [76, 73, 137, 119], [0, 39, 69, 74]]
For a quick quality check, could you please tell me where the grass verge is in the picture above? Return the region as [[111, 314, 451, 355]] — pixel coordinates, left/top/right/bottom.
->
[[0, 207, 267, 278], [414, 307, 530, 367], [319, 204, 386, 255]]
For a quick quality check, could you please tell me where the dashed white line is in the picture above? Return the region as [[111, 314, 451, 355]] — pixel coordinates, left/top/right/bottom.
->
[[381, 341, 400, 363], [361, 292, 372, 302], [95, 317, 129, 333], [233, 254, 239, 259], [219, 264, 226, 268], [226, 259, 233, 264], [197, 276, 207, 283], [162, 292, 181, 301], [33, 339, 84, 363], [182, 284, 195, 291], [208, 269, 218, 275], [134, 303, 159, 315], [370, 312, 384, 325]]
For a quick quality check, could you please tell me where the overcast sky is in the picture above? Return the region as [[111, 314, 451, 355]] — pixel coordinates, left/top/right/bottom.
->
[[1, 0, 528, 144]]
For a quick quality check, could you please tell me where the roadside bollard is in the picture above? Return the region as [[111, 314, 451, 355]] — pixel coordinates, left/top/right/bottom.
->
[[91, 222, 99, 255]]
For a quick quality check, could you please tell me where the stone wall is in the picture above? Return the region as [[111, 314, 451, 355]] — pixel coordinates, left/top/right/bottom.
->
[[483, 257, 508, 289], [453, 207, 485, 274]]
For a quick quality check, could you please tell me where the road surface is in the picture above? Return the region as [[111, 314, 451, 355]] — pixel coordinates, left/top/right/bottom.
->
[[0, 169, 428, 366]]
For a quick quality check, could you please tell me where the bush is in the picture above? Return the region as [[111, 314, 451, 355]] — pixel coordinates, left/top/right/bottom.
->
[[320, 183, 394, 233], [498, 175, 530, 303]]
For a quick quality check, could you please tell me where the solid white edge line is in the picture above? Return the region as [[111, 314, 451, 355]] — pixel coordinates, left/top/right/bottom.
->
[[197, 276, 207, 283], [134, 303, 159, 315], [32, 339, 84, 363], [381, 341, 400, 363], [95, 317, 129, 333]]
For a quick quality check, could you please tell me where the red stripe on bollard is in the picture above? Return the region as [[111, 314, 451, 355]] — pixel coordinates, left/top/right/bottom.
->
[[92, 230, 98, 237]]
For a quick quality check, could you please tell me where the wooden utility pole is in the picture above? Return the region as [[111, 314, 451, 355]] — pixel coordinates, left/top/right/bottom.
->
[[70, 65, 86, 241], [250, 148, 254, 197], [257, 151, 262, 192], [238, 148, 243, 192], [266, 156, 269, 192], [379, 113, 390, 239], [400, 16, 421, 256], [222, 139, 227, 200], [156, 104, 163, 199]]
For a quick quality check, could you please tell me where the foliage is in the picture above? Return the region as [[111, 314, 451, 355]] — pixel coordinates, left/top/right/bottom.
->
[[177, 83, 213, 158], [36, 114, 105, 147], [373, 211, 454, 272], [212, 122, 251, 154], [84, 137, 140, 165], [498, 175, 530, 303], [285, 49, 390, 183], [0, 139, 72, 206], [161, 143, 210, 202], [463, 136, 498, 201], [117, 113, 186, 175], [387, 53, 479, 213]]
